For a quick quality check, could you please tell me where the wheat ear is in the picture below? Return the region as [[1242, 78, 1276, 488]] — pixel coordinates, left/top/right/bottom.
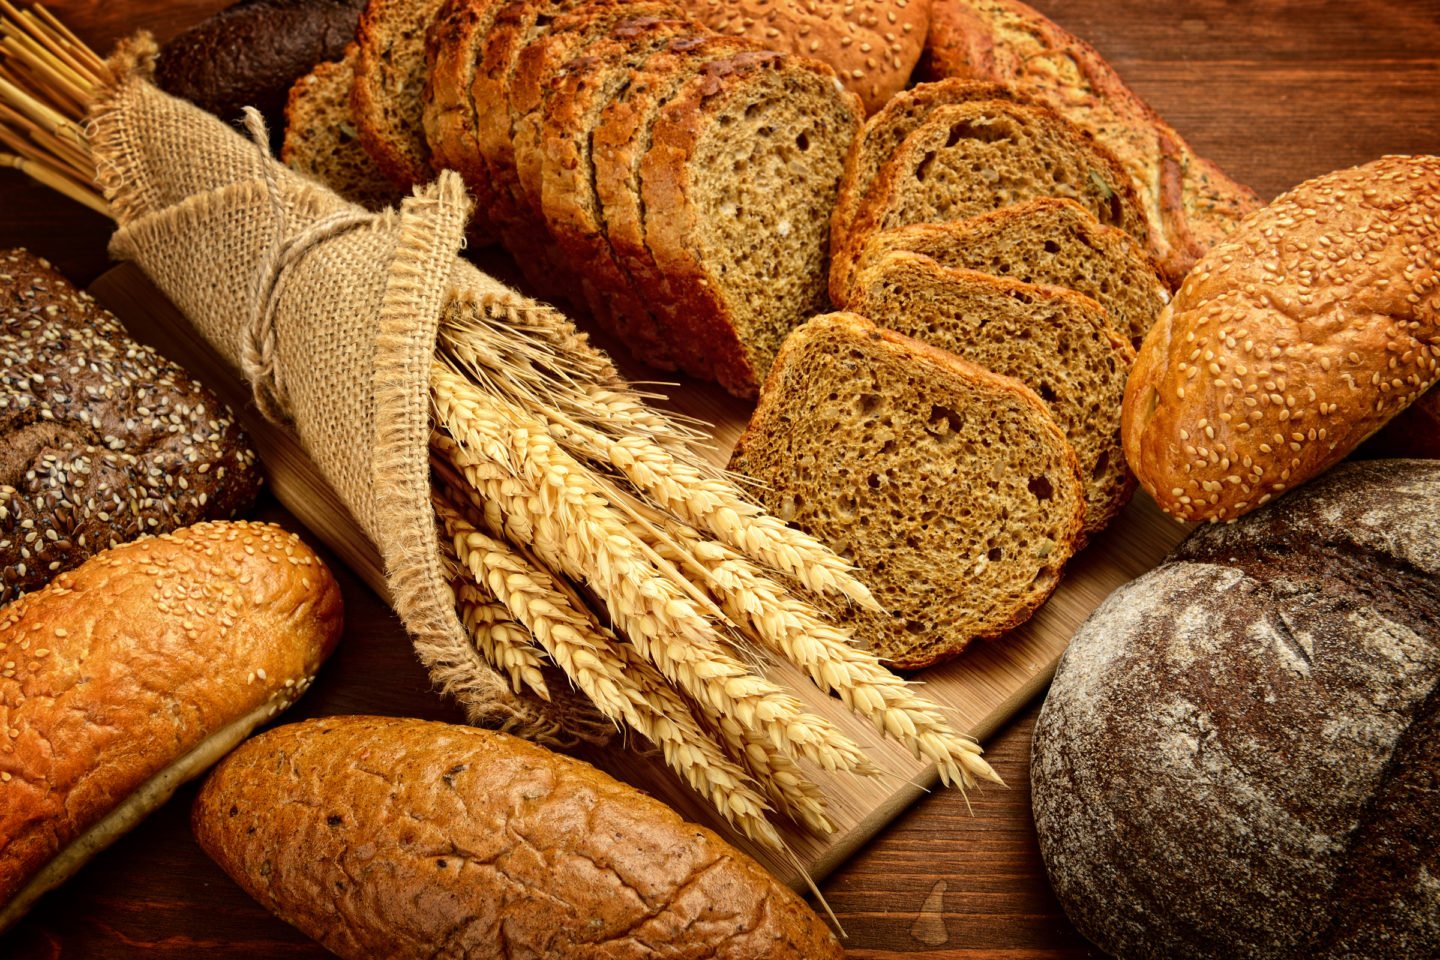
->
[[453, 581, 553, 701]]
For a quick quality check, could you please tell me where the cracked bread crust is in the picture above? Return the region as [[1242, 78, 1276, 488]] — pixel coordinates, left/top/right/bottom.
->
[[193, 715, 844, 959]]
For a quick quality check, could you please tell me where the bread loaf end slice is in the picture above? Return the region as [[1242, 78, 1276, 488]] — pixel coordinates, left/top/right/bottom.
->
[[352, 0, 447, 186], [851, 251, 1136, 538], [730, 312, 1084, 669]]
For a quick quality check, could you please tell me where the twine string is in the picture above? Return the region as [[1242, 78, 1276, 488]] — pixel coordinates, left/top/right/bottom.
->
[[240, 107, 374, 423]]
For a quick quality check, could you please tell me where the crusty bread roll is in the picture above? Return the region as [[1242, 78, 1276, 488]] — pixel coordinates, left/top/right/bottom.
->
[[1122, 154, 1440, 523], [193, 715, 845, 959], [0, 521, 343, 932]]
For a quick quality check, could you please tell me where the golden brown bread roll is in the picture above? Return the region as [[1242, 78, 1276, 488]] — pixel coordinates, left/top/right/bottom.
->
[[0, 521, 343, 932], [1121, 155, 1440, 523], [193, 715, 845, 959]]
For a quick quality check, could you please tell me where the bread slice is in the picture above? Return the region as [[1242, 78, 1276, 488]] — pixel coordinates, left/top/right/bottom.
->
[[540, 21, 707, 367], [352, 0, 447, 186], [592, 35, 756, 380], [639, 52, 863, 396], [850, 251, 1135, 537], [282, 45, 407, 210], [728, 312, 1085, 669], [833, 97, 1152, 303], [846, 198, 1170, 348]]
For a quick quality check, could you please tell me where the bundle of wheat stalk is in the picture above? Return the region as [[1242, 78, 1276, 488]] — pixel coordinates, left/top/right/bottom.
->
[[0, 2, 1002, 853]]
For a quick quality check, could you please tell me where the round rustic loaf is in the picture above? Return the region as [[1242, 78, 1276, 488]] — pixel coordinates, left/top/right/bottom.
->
[[1031, 459, 1440, 959]]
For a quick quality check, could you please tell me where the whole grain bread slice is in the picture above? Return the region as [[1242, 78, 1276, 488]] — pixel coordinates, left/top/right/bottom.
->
[[639, 52, 863, 396], [846, 198, 1170, 347], [850, 251, 1136, 538], [282, 45, 407, 209], [352, 0, 447, 186], [728, 311, 1085, 669], [834, 97, 1152, 302]]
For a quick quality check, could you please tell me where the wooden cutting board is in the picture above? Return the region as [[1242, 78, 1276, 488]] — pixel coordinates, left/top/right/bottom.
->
[[91, 261, 1190, 891]]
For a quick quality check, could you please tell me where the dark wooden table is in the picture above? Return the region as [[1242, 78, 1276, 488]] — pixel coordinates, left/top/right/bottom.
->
[[2, 1, 1437, 956]]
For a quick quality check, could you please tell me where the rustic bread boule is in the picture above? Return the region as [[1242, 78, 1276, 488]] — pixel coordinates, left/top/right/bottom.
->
[[1121, 154, 1440, 524], [352, 0, 447, 186], [729, 312, 1084, 669], [193, 715, 845, 959]]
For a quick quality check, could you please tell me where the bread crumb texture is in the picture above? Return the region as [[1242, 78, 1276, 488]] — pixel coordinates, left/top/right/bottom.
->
[[1032, 459, 1440, 958], [0, 521, 343, 908], [193, 715, 843, 959], [1122, 155, 1440, 522]]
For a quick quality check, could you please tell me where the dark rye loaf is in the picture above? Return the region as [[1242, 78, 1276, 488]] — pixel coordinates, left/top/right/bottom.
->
[[1032, 458, 1440, 960]]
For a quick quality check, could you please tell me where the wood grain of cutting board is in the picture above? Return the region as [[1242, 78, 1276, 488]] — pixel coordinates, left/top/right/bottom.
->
[[91, 261, 1191, 890]]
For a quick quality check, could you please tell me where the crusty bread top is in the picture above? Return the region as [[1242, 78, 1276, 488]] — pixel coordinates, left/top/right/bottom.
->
[[1121, 154, 1440, 523], [0, 521, 343, 915]]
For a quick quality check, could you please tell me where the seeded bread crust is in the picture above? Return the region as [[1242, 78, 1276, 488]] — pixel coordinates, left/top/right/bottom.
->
[[851, 251, 1135, 538], [846, 198, 1170, 348], [836, 97, 1152, 303], [918, 0, 1261, 285], [693, 0, 933, 114], [729, 312, 1084, 669], [0, 249, 262, 605], [641, 52, 862, 395], [540, 21, 706, 366], [352, 0, 447, 186]]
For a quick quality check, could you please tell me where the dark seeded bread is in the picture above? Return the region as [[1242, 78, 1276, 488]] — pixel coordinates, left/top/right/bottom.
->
[[640, 52, 862, 396], [833, 96, 1152, 303], [851, 251, 1135, 538], [282, 45, 407, 209], [729, 312, 1084, 669], [352, 0, 447, 186], [846, 198, 1170, 348], [540, 21, 706, 366], [592, 34, 756, 379]]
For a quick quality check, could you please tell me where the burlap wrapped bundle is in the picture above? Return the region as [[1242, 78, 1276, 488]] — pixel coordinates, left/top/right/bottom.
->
[[89, 41, 608, 746]]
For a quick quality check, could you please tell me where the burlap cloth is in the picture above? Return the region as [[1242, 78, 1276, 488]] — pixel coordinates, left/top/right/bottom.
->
[[89, 40, 609, 747]]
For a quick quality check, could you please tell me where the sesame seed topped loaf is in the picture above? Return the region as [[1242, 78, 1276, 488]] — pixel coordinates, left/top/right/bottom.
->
[[851, 251, 1135, 538], [1122, 154, 1440, 524], [729, 312, 1084, 669], [693, 0, 933, 115], [918, 0, 1261, 286], [640, 51, 863, 396], [0, 250, 262, 605], [834, 96, 1152, 304], [845, 198, 1170, 348], [352, 0, 447, 186], [282, 45, 407, 210]]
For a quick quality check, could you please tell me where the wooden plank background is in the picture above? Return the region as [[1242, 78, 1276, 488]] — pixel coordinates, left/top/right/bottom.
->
[[1, 1, 1438, 956]]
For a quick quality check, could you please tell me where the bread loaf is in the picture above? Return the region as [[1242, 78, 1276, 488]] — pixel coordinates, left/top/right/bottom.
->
[[1121, 154, 1440, 524], [1032, 459, 1440, 959], [0, 521, 343, 932], [353, 0, 446, 186], [917, 0, 1261, 285], [193, 715, 844, 959], [729, 312, 1083, 669], [1, 249, 262, 605]]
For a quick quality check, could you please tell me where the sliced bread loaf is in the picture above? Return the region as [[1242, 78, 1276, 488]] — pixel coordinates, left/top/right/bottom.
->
[[845, 198, 1169, 347], [282, 45, 407, 209], [833, 96, 1152, 303], [352, 0, 447, 186], [850, 251, 1135, 538], [728, 311, 1085, 669], [639, 52, 863, 396]]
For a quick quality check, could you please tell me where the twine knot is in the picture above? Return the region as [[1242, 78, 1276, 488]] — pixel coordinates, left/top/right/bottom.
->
[[241, 107, 374, 423]]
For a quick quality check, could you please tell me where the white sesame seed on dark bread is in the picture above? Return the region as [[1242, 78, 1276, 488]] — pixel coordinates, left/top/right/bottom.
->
[[0, 249, 262, 605]]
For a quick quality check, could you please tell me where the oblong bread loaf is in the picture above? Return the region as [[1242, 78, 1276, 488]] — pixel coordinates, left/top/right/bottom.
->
[[193, 715, 844, 959], [0, 520, 344, 932]]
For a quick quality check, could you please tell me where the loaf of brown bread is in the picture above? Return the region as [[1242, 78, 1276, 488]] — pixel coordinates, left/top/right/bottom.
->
[[1122, 154, 1440, 524], [1, 249, 262, 605], [352, 0, 446, 186], [1032, 459, 1440, 959], [0, 521, 344, 932], [917, 0, 1261, 285], [194, 715, 844, 959], [729, 313, 1084, 669]]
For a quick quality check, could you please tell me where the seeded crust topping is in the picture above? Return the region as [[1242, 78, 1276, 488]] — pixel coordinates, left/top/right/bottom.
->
[[0, 249, 262, 604]]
